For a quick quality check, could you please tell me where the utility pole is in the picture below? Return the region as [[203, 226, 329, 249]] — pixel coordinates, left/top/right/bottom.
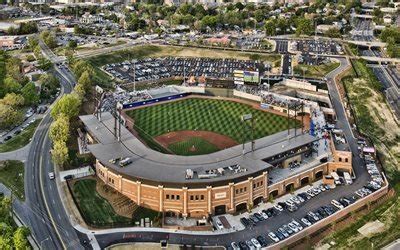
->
[[301, 102, 304, 134], [133, 61, 136, 92], [287, 102, 290, 136], [294, 103, 297, 137], [183, 58, 186, 85]]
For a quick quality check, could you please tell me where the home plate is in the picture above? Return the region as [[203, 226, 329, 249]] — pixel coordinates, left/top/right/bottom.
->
[[358, 220, 386, 237]]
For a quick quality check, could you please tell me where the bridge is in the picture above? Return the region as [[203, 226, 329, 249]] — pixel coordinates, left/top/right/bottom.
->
[[346, 40, 386, 48], [352, 14, 373, 19], [360, 56, 400, 64], [14, 16, 53, 24]]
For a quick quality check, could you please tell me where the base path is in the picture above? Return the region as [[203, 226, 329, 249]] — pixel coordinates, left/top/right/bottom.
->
[[154, 130, 238, 150]]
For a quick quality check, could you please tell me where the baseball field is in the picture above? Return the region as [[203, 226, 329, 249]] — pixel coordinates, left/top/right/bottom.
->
[[126, 98, 299, 156]]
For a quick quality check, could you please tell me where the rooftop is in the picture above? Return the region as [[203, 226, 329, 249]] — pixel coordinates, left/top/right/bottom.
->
[[81, 112, 318, 186]]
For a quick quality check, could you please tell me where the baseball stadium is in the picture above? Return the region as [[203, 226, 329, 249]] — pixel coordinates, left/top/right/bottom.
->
[[80, 85, 353, 219]]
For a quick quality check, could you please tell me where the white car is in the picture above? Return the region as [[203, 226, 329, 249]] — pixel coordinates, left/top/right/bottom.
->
[[231, 242, 240, 250], [288, 222, 299, 233], [268, 232, 280, 243], [215, 220, 224, 230], [274, 204, 283, 212], [48, 172, 55, 180], [292, 220, 303, 230], [259, 211, 268, 220], [251, 238, 262, 249], [301, 217, 312, 227], [331, 199, 344, 210]]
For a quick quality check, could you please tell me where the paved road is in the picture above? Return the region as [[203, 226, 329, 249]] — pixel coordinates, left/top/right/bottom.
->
[[19, 40, 89, 249]]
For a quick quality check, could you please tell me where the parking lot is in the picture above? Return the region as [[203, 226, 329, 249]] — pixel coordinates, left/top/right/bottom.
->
[[274, 40, 289, 54], [235, 36, 270, 50], [103, 57, 264, 83], [207, 116, 383, 249], [292, 40, 343, 55]]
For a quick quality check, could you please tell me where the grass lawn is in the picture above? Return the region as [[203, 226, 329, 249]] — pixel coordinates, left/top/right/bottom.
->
[[0, 119, 41, 153], [294, 62, 340, 79], [87, 44, 282, 68], [0, 160, 25, 200], [72, 179, 132, 227], [168, 137, 220, 156], [127, 98, 298, 153]]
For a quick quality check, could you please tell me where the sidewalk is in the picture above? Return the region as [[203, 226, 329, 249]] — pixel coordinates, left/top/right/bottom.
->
[[0, 143, 30, 161]]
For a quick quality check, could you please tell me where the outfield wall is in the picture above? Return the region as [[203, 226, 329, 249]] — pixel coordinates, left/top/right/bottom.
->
[[233, 90, 262, 102], [121, 93, 192, 109]]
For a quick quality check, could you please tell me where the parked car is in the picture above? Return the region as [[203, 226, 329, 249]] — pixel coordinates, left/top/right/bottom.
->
[[331, 199, 344, 210], [301, 217, 312, 227], [256, 236, 268, 247], [251, 238, 262, 249], [231, 242, 240, 250], [268, 232, 280, 243]]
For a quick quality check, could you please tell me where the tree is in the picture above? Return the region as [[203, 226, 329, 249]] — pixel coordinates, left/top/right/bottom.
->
[[27, 37, 39, 51], [51, 94, 81, 120], [67, 40, 77, 49], [0, 104, 23, 129], [44, 34, 57, 49], [325, 28, 342, 38], [40, 73, 59, 92], [64, 48, 75, 65], [71, 60, 93, 79], [0, 93, 24, 107], [33, 45, 41, 59], [264, 20, 276, 36], [380, 27, 400, 43], [386, 37, 399, 58], [77, 70, 91, 93], [52, 140, 68, 166], [74, 82, 86, 99], [37, 57, 53, 71], [49, 115, 70, 143], [296, 18, 313, 36], [3, 77, 22, 94], [13, 227, 30, 250], [21, 82, 39, 105]]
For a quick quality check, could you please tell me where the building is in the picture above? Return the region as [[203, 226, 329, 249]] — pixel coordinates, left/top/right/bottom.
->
[[383, 15, 392, 24], [80, 12, 103, 24], [0, 36, 26, 50], [80, 90, 353, 219]]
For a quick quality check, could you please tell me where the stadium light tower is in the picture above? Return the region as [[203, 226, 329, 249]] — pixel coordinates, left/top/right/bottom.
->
[[241, 113, 256, 154], [133, 61, 136, 92]]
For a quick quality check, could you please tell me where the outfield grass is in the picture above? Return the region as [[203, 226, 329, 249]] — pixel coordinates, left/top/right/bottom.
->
[[294, 62, 340, 79], [0, 160, 25, 200], [72, 179, 132, 227], [127, 98, 298, 153], [168, 137, 220, 156], [0, 119, 41, 153]]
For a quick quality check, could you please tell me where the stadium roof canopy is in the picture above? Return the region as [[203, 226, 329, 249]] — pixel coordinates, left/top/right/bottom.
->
[[80, 112, 317, 185]]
